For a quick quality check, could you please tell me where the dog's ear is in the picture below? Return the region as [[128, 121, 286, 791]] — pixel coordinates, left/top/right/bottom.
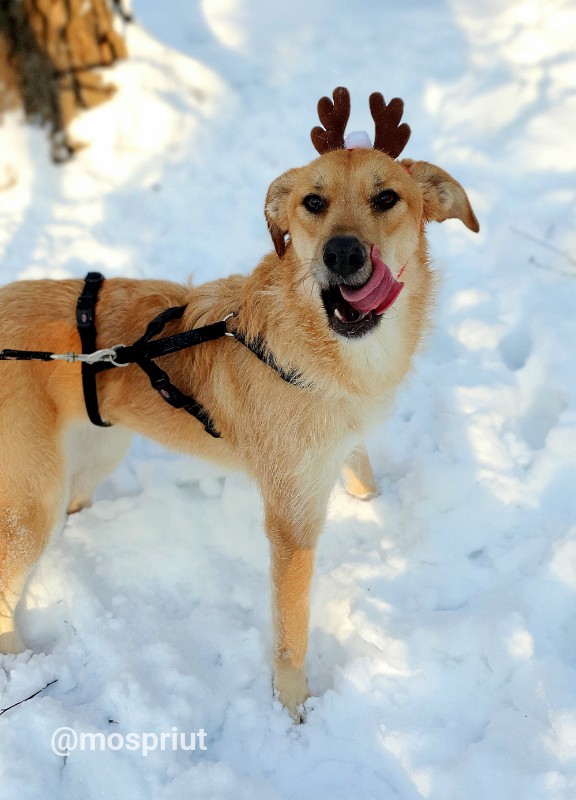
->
[[265, 169, 299, 258], [401, 159, 480, 232]]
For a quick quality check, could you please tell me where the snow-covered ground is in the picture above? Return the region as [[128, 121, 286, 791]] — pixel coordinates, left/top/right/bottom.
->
[[1, 0, 576, 797]]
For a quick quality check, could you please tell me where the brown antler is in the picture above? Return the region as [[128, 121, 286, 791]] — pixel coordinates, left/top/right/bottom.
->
[[369, 93, 411, 158], [310, 87, 351, 154]]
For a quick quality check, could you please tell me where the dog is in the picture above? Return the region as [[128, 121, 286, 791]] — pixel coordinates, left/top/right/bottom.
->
[[0, 88, 478, 720]]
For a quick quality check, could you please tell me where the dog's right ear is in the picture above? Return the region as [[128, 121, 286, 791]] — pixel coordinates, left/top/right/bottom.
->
[[264, 169, 299, 258]]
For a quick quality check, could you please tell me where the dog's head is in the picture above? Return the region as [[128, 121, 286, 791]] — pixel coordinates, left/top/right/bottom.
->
[[265, 88, 479, 340]]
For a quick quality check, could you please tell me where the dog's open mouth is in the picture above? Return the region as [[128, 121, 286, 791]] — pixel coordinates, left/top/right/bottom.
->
[[321, 245, 405, 339]]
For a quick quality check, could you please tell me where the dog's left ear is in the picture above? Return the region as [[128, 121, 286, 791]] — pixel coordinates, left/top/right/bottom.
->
[[265, 169, 299, 258], [401, 159, 480, 233]]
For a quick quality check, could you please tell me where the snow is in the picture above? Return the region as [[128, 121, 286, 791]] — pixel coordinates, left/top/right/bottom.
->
[[1, 0, 576, 797]]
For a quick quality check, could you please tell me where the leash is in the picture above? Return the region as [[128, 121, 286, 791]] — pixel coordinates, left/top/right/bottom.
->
[[0, 272, 304, 438]]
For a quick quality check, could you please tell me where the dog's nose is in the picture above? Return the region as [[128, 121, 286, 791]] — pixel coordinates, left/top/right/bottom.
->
[[322, 236, 366, 278]]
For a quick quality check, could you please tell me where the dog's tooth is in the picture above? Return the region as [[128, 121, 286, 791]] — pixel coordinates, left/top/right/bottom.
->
[[334, 308, 345, 322]]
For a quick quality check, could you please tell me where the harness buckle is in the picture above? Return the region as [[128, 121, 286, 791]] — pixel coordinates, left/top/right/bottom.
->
[[150, 373, 170, 390], [223, 311, 236, 337], [149, 374, 177, 403]]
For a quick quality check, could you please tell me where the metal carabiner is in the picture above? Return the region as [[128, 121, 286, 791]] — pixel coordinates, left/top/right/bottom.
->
[[50, 346, 129, 367]]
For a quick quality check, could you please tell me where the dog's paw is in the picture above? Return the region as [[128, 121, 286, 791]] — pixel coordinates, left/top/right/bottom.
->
[[345, 486, 381, 501], [341, 448, 380, 500], [67, 495, 93, 514], [0, 628, 26, 655], [274, 665, 310, 723]]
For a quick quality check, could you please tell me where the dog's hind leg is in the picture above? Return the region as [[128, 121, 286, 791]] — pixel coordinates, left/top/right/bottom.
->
[[0, 447, 66, 654], [342, 443, 380, 500]]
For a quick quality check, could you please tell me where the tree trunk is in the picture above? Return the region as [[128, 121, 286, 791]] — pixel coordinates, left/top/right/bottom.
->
[[0, 0, 127, 161]]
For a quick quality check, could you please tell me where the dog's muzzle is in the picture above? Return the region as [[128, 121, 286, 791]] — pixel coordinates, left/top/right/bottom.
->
[[319, 243, 405, 340]]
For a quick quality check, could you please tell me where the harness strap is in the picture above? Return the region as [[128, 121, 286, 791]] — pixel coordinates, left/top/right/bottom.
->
[[76, 272, 110, 427], [135, 357, 220, 438], [231, 330, 304, 387], [112, 312, 229, 365], [112, 303, 223, 438]]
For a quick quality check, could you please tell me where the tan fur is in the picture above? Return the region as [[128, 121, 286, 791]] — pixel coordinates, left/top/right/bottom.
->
[[0, 148, 477, 719]]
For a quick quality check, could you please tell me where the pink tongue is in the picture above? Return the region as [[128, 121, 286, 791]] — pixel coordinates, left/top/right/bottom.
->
[[340, 245, 404, 315]]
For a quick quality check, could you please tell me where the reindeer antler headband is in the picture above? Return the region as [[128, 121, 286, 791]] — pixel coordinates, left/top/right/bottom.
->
[[310, 86, 411, 158]]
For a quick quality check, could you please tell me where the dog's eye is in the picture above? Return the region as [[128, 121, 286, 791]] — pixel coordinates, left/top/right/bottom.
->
[[371, 190, 400, 213], [303, 194, 328, 214]]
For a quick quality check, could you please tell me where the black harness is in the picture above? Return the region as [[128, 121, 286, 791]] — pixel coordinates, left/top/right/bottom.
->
[[0, 272, 305, 438]]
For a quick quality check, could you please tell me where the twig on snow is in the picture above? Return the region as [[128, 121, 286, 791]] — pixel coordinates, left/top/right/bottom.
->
[[511, 225, 576, 272], [0, 679, 58, 716]]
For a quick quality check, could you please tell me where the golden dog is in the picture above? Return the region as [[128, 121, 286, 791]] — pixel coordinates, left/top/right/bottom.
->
[[0, 89, 478, 719]]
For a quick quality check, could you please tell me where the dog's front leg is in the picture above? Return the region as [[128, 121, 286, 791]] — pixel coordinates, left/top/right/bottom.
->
[[265, 503, 322, 722]]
